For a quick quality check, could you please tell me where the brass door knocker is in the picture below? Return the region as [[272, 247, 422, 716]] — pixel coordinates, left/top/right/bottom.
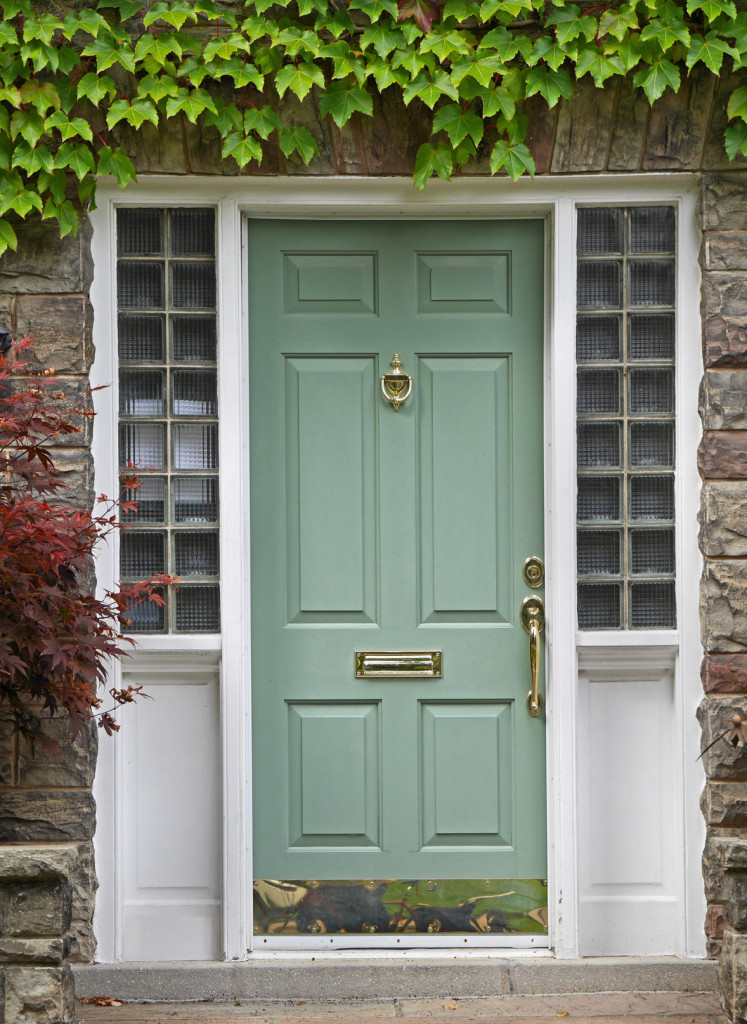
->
[[380, 353, 413, 411]]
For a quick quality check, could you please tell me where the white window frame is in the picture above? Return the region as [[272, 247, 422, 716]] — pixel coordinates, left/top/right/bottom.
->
[[89, 174, 703, 962]]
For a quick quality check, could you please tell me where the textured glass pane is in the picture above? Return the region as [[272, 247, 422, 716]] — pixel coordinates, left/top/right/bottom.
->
[[117, 208, 163, 256], [118, 262, 164, 308], [172, 423, 218, 469], [577, 369, 620, 414], [171, 316, 217, 362], [577, 476, 620, 521], [577, 582, 621, 629], [174, 477, 219, 522], [630, 475, 674, 521], [629, 422, 674, 468], [628, 314, 675, 361], [629, 207, 675, 254], [577, 208, 623, 254], [119, 423, 165, 469], [172, 370, 217, 416], [576, 315, 621, 361], [577, 422, 620, 468], [629, 261, 675, 307], [119, 370, 164, 417], [118, 315, 165, 362], [630, 528, 675, 575], [629, 368, 674, 414], [630, 581, 676, 628], [169, 209, 215, 256], [577, 262, 622, 308], [175, 531, 219, 576], [175, 584, 220, 632], [121, 477, 167, 524], [577, 529, 621, 576], [124, 587, 166, 633], [120, 531, 165, 576], [171, 263, 216, 309]]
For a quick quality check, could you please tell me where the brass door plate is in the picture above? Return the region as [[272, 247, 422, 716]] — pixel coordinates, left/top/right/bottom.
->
[[355, 651, 442, 678], [523, 555, 544, 589]]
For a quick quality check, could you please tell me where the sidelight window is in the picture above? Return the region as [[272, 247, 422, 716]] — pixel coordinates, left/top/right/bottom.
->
[[575, 206, 676, 630], [117, 207, 220, 633]]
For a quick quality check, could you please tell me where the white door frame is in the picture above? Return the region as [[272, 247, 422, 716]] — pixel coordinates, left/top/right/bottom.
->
[[89, 173, 703, 962]]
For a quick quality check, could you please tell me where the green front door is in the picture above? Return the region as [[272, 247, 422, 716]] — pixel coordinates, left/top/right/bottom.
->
[[249, 219, 547, 938]]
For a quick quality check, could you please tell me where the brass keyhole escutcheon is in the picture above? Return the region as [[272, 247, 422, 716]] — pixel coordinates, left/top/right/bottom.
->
[[523, 555, 544, 589]]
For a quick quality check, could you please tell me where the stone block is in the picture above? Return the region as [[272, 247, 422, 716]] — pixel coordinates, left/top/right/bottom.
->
[[719, 929, 747, 1023], [0, 216, 92, 295], [17, 720, 96, 790], [552, 78, 616, 173], [724, 871, 747, 930], [706, 233, 747, 272], [698, 695, 747, 778], [704, 314, 747, 369], [8, 375, 93, 450], [701, 174, 747, 232], [701, 561, 747, 653], [700, 481, 747, 555], [49, 448, 95, 513], [700, 373, 747, 431], [699, 432, 747, 480], [705, 901, 727, 943], [607, 79, 649, 171], [0, 937, 66, 964], [702, 783, 747, 827], [0, 725, 14, 786], [0, 791, 95, 843], [703, 653, 747, 694], [5, 881, 72, 937], [643, 67, 715, 170], [14, 295, 94, 376], [704, 75, 747, 173], [357, 90, 431, 176], [704, 272, 747, 323], [3, 964, 75, 1024], [0, 847, 78, 886]]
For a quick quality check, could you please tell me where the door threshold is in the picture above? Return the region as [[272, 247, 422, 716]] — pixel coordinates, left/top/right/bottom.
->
[[249, 946, 553, 958], [255, 936, 549, 952]]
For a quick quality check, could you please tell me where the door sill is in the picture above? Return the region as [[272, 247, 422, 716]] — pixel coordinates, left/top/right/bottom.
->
[[255, 935, 549, 951]]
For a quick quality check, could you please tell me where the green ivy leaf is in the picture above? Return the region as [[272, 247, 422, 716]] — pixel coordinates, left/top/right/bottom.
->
[[19, 80, 61, 115], [727, 85, 747, 121], [165, 87, 217, 122], [366, 56, 409, 90], [204, 99, 243, 134], [432, 101, 483, 146], [202, 36, 238, 62], [221, 131, 262, 167], [525, 64, 573, 105], [640, 17, 690, 53], [449, 52, 505, 86], [107, 97, 159, 130], [244, 105, 281, 139], [349, 0, 399, 19], [686, 0, 737, 20], [23, 13, 63, 45], [489, 138, 535, 180], [320, 40, 366, 81], [215, 58, 264, 89], [615, 34, 645, 70], [37, 167, 67, 204], [478, 26, 519, 61], [81, 36, 136, 72], [45, 111, 94, 142], [97, 0, 144, 21], [442, 0, 479, 22], [77, 73, 117, 106], [55, 140, 96, 179], [575, 46, 626, 87], [42, 196, 78, 236], [391, 47, 430, 77], [597, 4, 639, 41], [686, 31, 738, 73], [359, 21, 405, 58], [419, 26, 471, 60], [275, 61, 325, 99], [143, 0, 198, 29], [63, 9, 110, 38], [413, 140, 452, 189], [0, 136, 11, 170], [320, 79, 373, 126], [546, 5, 597, 46], [179, 56, 210, 85], [137, 74, 179, 101], [11, 139, 55, 173], [633, 57, 680, 103], [403, 68, 458, 106], [531, 35, 571, 71], [315, 10, 355, 38], [278, 124, 319, 163], [725, 118, 747, 159], [10, 109, 44, 147], [96, 145, 137, 188], [0, 0, 30, 20], [297, 0, 327, 14], [0, 217, 18, 254], [458, 77, 515, 118]]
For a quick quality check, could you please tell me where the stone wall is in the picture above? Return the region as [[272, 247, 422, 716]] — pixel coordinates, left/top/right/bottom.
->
[[0, 218, 97, 1023]]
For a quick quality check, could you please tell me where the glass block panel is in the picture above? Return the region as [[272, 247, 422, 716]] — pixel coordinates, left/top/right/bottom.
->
[[120, 531, 165, 576], [124, 587, 166, 633], [117, 208, 163, 256], [577, 476, 620, 521], [118, 315, 165, 362], [629, 260, 675, 307], [628, 313, 675, 361], [577, 422, 620, 468], [577, 208, 623, 254], [119, 370, 164, 417], [629, 368, 674, 414], [118, 262, 164, 308], [577, 262, 622, 308], [577, 582, 621, 629], [630, 528, 675, 575], [577, 529, 621, 576], [121, 476, 167, 524], [629, 422, 674, 468], [630, 581, 676, 628], [172, 370, 217, 416], [576, 315, 621, 361], [629, 207, 675, 254], [630, 475, 674, 521], [577, 368, 620, 414], [119, 423, 165, 469], [171, 263, 216, 309], [175, 584, 221, 632], [171, 316, 217, 362], [169, 209, 215, 256], [174, 531, 220, 576], [174, 477, 219, 522], [172, 423, 218, 469]]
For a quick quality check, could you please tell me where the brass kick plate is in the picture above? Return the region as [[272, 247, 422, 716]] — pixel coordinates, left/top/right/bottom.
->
[[355, 651, 442, 678]]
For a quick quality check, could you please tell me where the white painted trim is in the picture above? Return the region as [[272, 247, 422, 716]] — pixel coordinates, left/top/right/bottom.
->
[[89, 173, 703, 964]]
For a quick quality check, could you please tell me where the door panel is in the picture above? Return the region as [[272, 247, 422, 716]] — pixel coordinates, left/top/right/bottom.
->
[[250, 219, 546, 936]]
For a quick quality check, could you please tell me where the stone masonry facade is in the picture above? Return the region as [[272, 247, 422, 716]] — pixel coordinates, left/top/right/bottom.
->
[[1, 71, 747, 1021]]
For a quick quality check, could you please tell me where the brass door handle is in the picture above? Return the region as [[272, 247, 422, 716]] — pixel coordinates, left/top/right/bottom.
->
[[521, 596, 545, 717]]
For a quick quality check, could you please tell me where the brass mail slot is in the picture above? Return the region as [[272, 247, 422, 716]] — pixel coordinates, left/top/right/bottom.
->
[[355, 651, 442, 678]]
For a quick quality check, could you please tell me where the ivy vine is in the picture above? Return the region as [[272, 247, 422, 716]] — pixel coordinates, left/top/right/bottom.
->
[[0, 0, 745, 254]]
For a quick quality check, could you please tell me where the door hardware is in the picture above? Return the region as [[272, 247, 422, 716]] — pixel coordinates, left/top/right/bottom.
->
[[380, 353, 413, 411], [355, 651, 442, 678], [520, 596, 545, 717], [523, 555, 544, 589]]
